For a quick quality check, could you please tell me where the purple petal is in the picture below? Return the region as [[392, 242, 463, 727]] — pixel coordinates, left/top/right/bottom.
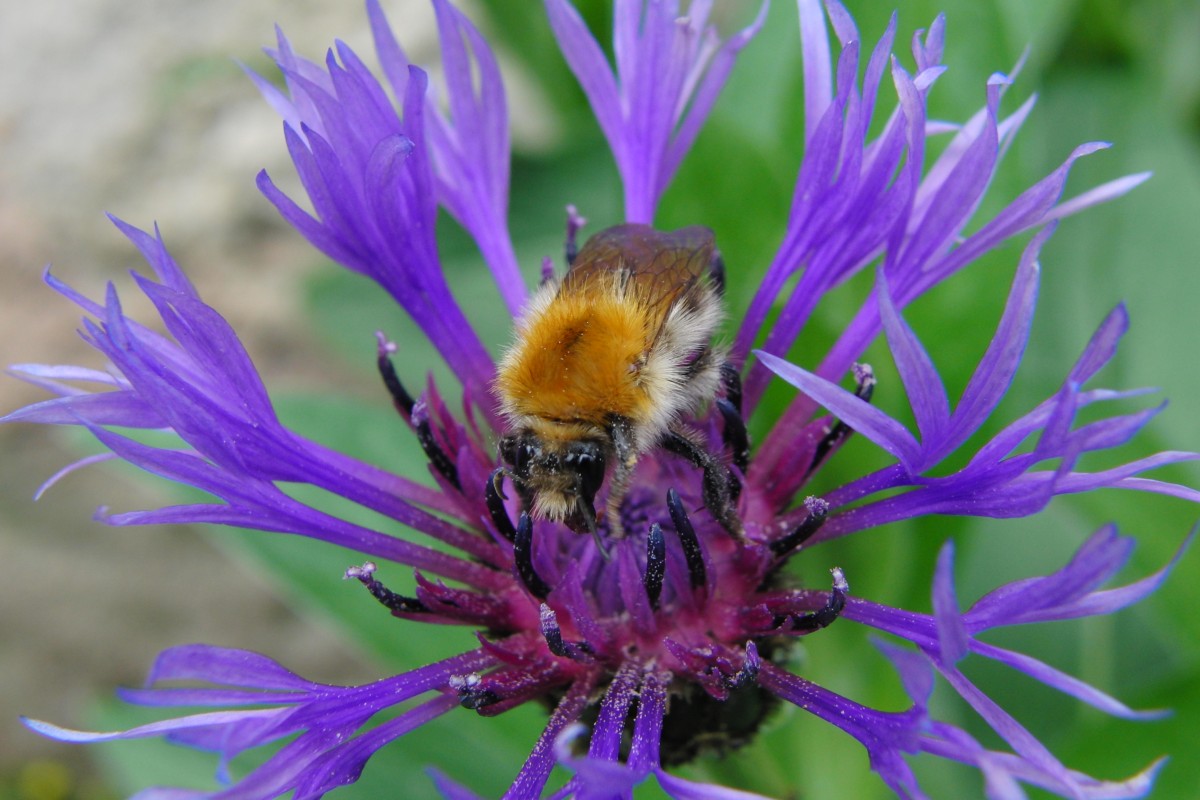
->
[[588, 663, 640, 761], [938, 228, 1045, 457], [970, 642, 1167, 721], [758, 662, 926, 798], [505, 676, 597, 799], [1047, 172, 1153, 221], [931, 541, 969, 664], [877, 269, 948, 450], [628, 669, 669, 772], [429, 770, 488, 800], [655, 770, 776, 800], [291, 695, 459, 799], [798, 0, 833, 142], [143, 645, 319, 691], [757, 351, 921, 467], [22, 708, 285, 744]]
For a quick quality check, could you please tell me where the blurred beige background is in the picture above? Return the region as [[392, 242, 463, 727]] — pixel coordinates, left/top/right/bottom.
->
[[0, 0, 455, 792]]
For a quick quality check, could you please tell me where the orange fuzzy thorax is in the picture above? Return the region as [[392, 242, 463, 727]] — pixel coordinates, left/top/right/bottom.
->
[[497, 283, 658, 429]]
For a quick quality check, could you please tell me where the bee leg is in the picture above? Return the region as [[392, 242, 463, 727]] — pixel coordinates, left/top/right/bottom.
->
[[716, 398, 749, 476], [716, 362, 749, 492], [604, 415, 639, 540], [660, 428, 743, 539]]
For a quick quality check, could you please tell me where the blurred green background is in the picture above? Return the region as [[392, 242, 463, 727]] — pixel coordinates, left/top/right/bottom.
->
[[2, 0, 1199, 798]]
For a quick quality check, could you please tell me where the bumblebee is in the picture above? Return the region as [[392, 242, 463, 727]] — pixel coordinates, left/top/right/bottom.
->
[[495, 224, 744, 549]]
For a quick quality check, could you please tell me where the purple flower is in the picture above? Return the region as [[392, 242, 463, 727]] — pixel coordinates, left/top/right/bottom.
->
[[6, 0, 1196, 798]]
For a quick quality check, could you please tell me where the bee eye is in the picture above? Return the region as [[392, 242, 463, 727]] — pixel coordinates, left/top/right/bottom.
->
[[500, 435, 536, 474], [499, 436, 519, 466], [568, 443, 606, 501]]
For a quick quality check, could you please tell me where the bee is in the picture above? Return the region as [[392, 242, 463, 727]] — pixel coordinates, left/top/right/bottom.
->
[[495, 224, 743, 550]]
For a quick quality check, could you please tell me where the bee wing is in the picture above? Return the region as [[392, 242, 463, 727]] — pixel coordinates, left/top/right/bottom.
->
[[563, 224, 716, 319]]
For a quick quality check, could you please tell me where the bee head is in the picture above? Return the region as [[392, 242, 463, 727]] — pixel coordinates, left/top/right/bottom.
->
[[500, 432, 607, 535]]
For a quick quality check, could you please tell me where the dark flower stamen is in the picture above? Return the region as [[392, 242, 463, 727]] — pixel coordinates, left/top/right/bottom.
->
[[643, 523, 666, 609], [485, 467, 517, 542], [773, 568, 848, 634], [564, 204, 587, 267], [412, 399, 461, 490], [666, 488, 707, 594], [722, 642, 761, 691], [514, 513, 551, 599], [539, 604, 595, 661], [451, 673, 502, 711], [376, 332, 462, 490], [807, 363, 876, 477], [344, 562, 427, 614], [374, 333, 416, 418], [459, 661, 573, 718], [769, 496, 830, 557]]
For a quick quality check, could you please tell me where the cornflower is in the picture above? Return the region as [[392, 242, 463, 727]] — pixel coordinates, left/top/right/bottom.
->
[[7, 0, 1196, 797]]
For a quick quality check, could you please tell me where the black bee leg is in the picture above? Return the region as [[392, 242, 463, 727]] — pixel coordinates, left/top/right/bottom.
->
[[716, 362, 748, 484], [661, 428, 743, 539], [565, 204, 587, 267], [715, 399, 747, 502], [717, 401, 749, 473], [604, 415, 638, 541]]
